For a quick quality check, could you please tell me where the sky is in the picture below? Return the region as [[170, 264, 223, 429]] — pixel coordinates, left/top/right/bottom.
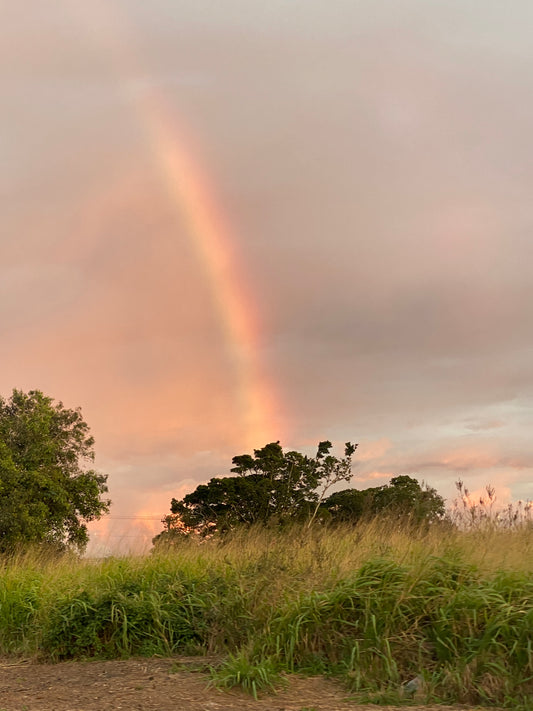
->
[[2, 1, 533, 554]]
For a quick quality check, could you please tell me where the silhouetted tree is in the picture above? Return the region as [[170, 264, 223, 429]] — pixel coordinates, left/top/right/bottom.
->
[[324, 475, 445, 525], [156, 440, 357, 541]]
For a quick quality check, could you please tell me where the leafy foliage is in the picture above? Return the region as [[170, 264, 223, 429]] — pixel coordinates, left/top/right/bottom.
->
[[324, 475, 445, 525], [3, 521, 532, 708], [156, 441, 357, 540], [156, 441, 446, 544], [0, 389, 110, 553]]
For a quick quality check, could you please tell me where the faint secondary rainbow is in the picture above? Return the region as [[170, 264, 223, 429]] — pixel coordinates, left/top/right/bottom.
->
[[137, 92, 281, 449]]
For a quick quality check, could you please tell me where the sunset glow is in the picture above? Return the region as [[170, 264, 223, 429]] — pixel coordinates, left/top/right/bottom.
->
[[3, 1, 533, 553]]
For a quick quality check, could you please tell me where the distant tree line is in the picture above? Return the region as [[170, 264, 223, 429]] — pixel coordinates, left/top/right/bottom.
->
[[154, 441, 445, 546], [0, 388, 446, 555]]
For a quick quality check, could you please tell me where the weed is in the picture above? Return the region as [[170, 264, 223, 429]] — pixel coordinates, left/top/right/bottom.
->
[[211, 651, 283, 698]]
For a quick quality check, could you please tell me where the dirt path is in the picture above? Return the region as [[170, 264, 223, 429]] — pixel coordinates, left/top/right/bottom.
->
[[0, 658, 495, 711]]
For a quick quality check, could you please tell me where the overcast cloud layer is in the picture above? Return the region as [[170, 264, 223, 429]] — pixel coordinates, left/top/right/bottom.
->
[[2, 1, 533, 553]]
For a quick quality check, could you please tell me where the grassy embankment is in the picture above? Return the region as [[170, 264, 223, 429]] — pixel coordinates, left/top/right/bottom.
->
[[0, 520, 532, 708]]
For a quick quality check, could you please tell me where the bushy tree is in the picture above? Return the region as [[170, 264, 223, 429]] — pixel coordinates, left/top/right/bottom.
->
[[323, 487, 369, 522], [324, 475, 445, 525], [156, 440, 357, 541], [0, 389, 110, 553]]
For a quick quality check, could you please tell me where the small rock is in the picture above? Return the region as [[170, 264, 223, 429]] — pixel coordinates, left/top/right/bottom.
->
[[402, 674, 423, 696]]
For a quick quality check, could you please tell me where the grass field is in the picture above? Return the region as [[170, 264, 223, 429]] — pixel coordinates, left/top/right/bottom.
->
[[1, 519, 531, 708]]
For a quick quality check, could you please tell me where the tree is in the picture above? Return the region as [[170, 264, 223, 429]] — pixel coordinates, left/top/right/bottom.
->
[[323, 487, 371, 522], [156, 440, 357, 541], [324, 475, 445, 525], [372, 475, 445, 522], [307, 440, 357, 526], [0, 389, 110, 553]]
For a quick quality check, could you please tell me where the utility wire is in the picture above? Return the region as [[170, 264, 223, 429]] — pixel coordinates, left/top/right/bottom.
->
[[104, 516, 164, 520]]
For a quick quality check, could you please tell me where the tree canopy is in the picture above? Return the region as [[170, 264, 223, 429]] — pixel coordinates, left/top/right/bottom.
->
[[0, 389, 110, 553], [324, 475, 445, 525], [155, 443, 446, 546], [155, 440, 356, 542], [154, 441, 445, 545]]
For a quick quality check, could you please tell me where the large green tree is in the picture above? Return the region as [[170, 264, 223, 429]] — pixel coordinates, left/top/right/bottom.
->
[[155, 440, 356, 542], [0, 389, 110, 553]]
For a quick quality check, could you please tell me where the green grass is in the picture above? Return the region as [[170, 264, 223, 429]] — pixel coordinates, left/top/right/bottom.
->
[[0, 520, 532, 708]]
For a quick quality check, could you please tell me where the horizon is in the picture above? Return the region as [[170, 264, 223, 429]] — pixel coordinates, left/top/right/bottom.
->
[[3, 1, 533, 554]]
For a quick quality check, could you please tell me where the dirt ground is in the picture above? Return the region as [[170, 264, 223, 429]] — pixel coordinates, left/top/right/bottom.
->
[[0, 657, 498, 711]]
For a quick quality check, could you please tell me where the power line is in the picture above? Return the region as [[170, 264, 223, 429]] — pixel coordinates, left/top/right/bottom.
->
[[104, 516, 163, 520], [90, 533, 154, 538]]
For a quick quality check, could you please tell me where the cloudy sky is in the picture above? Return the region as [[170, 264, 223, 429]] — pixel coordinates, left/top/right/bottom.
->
[[3, 1, 533, 553]]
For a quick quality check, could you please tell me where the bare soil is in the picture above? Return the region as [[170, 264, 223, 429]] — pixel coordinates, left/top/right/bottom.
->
[[0, 657, 497, 711]]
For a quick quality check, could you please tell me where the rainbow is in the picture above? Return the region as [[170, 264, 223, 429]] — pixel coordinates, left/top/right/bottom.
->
[[67, 1, 284, 449], [138, 93, 281, 448]]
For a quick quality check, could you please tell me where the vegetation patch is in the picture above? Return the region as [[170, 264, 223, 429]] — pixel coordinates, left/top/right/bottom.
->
[[0, 521, 531, 708]]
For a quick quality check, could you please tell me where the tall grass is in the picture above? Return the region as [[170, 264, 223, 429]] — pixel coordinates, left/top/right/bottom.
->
[[0, 520, 531, 707]]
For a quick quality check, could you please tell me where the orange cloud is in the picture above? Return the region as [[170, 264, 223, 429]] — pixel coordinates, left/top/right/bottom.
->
[[357, 438, 393, 462]]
